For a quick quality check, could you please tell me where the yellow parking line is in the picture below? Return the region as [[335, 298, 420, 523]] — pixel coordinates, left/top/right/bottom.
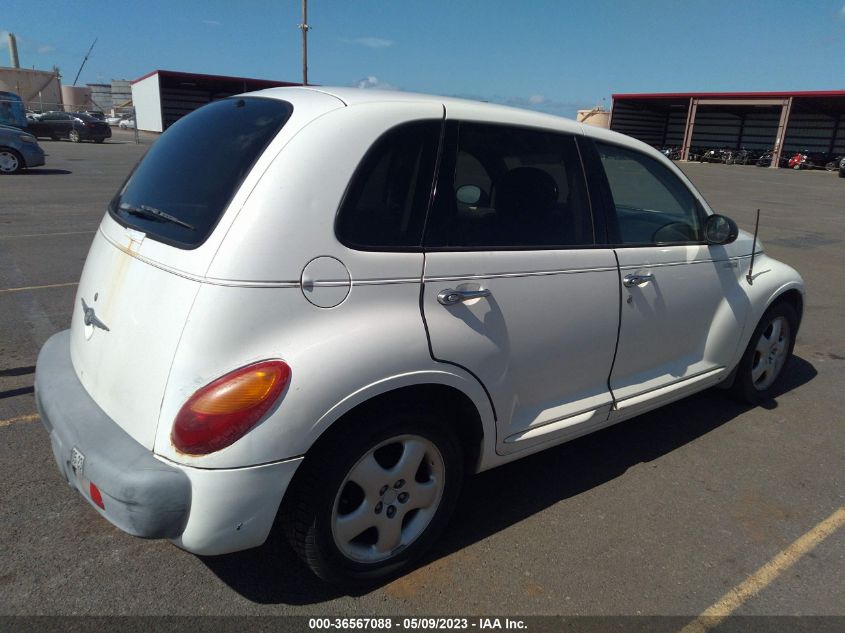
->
[[0, 413, 39, 428], [0, 282, 78, 294], [679, 507, 845, 633]]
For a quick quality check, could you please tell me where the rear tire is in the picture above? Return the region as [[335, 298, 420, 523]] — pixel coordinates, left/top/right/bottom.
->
[[283, 409, 463, 586], [730, 302, 798, 404], [69, 129, 80, 143]]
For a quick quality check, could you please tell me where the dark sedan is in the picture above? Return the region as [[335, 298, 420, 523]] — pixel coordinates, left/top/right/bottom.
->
[[27, 111, 111, 143]]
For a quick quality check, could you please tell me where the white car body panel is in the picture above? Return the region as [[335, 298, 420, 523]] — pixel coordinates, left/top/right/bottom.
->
[[610, 242, 747, 403], [50, 86, 804, 557], [422, 249, 619, 455]]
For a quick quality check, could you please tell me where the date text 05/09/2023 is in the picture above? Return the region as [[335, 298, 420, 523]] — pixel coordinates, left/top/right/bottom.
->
[[307, 617, 528, 630]]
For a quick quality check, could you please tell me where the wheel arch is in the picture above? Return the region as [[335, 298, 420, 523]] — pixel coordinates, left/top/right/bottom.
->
[[767, 286, 804, 330], [305, 377, 494, 476]]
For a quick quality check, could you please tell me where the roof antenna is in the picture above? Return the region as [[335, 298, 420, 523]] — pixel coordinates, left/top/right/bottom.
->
[[746, 208, 760, 285]]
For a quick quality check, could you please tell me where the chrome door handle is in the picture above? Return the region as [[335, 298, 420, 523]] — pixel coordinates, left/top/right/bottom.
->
[[437, 288, 491, 306], [623, 273, 655, 288]]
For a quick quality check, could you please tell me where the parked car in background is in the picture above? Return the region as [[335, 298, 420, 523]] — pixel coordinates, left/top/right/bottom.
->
[[0, 123, 46, 173], [118, 117, 135, 130], [27, 111, 112, 143], [35, 87, 805, 586]]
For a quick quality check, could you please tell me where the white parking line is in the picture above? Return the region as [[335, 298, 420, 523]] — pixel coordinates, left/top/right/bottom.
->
[[0, 282, 78, 294], [0, 413, 39, 428], [679, 507, 845, 633]]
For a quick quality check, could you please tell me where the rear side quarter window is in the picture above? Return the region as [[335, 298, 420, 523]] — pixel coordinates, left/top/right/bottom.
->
[[335, 121, 442, 250]]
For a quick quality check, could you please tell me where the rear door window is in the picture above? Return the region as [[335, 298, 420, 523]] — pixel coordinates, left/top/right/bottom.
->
[[109, 97, 292, 249], [424, 122, 594, 249]]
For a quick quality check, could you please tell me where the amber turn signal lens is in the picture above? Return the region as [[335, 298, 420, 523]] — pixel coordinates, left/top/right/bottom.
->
[[171, 360, 291, 455]]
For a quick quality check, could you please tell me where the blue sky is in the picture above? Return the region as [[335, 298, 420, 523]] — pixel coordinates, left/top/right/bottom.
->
[[3, 1, 845, 116]]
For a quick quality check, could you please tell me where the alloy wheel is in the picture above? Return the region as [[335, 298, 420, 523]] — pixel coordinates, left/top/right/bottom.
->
[[751, 315, 791, 391], [0, 150, 20, 173], [331, 434, 445, 563]]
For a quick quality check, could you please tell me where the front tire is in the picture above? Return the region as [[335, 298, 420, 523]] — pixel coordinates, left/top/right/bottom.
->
[[69, 129, 80, 143], [0, 148, 23, 174], [730, 302, 798, 404], [283, 411, 463, 585]]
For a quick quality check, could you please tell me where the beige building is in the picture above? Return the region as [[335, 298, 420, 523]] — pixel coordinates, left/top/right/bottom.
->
[[0, 67, 63, 111]]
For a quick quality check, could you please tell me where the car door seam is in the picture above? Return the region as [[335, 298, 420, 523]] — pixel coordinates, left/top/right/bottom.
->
[[606, 249, 623, 412]]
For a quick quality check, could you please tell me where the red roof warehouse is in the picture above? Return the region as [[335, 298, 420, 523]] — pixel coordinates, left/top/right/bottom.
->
[[610, 90, 845, 166]]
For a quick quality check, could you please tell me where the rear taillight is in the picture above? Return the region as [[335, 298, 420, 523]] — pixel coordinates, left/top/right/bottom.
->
[[171, 360, 291, 455]]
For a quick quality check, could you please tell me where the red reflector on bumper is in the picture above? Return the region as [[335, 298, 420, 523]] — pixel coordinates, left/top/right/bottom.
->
[[89, 482, 105, 509]]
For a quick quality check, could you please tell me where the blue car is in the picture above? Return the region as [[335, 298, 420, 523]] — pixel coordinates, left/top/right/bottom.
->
[[0, 124, 46, 173]]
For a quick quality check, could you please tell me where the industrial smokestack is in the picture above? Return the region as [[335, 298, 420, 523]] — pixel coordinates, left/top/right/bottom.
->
[[7, 33, 20, 68]]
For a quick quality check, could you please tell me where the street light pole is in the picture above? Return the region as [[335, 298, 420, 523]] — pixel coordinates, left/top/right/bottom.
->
[[299, 0, 311, 86]]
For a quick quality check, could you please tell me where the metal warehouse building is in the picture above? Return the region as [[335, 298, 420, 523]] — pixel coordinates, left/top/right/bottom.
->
[[131, 70, 299, 132], [610, 91, 845, 167]]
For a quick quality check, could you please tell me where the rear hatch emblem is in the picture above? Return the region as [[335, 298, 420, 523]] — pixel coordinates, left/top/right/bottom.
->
[[81, 298, 110, 332]]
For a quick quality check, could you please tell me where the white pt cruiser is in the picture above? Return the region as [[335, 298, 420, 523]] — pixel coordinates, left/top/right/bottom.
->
[[35, 88, 804, 585]]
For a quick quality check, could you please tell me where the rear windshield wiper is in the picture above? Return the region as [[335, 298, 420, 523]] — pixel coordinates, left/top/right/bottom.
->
[[119, 203, 195, 230]]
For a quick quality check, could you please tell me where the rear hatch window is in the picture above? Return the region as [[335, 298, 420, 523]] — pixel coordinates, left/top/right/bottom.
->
[[109, 97, 292, 248]]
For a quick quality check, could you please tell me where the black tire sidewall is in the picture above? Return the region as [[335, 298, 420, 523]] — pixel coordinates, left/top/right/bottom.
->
[[733, 302, 798, 404], [288, 413, 463, 585]]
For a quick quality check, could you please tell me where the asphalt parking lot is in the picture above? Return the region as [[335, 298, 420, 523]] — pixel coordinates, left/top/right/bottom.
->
[[1, 132, 843, 620]]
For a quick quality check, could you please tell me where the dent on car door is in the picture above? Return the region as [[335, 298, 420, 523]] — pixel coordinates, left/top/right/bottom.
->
[[421, 122, 620, 454], [592, 141, 748, 411]]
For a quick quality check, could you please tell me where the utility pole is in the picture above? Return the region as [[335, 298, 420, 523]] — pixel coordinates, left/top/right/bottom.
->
[[298, 0, 310, 85]]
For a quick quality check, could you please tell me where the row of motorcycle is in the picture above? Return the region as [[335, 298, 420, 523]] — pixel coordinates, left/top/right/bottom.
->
[[660, 146, 844, 170]]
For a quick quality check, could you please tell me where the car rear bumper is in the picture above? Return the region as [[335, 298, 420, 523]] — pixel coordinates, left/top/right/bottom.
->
[[35, 330, 191, 539], [35, 330, 304, 555]]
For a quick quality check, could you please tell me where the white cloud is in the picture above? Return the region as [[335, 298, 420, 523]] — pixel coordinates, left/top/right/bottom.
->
[[202, 19, 221, 26], [528, 95, 545, 105], [841, 3, 845, 17], [346, 37, 394, 49], [37, 45, 55, 54], [355, 76, 399, 90]]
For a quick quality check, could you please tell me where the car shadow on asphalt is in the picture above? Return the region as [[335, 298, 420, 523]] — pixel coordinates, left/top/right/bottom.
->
[[19, 168, 72, 175], [199, 355, 817, 605]]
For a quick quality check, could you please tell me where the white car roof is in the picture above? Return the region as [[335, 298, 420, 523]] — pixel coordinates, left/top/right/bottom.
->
[[246, 86, 651, 154]]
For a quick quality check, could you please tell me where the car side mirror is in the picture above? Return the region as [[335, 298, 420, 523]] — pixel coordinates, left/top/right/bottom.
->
[[704, 214, 739, 245]]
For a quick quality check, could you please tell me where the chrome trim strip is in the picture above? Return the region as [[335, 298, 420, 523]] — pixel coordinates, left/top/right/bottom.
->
[[353, 278, 421, 286], [613, 366, 725, 410], [617, 252, 761, 271], [425, 266, 618, 283]]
